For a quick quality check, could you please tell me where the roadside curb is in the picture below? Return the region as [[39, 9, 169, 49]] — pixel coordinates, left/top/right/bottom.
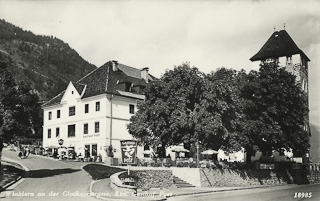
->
[[168, 184, 290, 198], [0, 157, 29, 192], [87, 174, 167, 201]]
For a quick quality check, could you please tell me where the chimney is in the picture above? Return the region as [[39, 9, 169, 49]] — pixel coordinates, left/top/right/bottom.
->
[[112, 60, 119, 71], [141, 67, 149, 83]]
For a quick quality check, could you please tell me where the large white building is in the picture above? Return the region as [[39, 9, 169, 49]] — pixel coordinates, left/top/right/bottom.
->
[[42, 61, 156, 162]]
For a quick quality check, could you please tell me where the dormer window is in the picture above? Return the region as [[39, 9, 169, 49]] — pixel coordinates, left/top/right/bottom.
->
[[286, 56, 292, 65], [125, 82, 132, 92], [140, 86, 146, 94]]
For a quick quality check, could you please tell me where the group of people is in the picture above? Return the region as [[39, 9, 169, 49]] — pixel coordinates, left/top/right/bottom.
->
[[18, 147, 30, 159]]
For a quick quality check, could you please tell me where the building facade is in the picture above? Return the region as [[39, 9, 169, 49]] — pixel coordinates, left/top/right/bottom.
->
[[42, 61, 156, 162]]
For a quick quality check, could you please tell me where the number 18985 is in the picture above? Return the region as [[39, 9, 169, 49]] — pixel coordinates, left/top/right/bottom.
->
[[294, 192, 312, 198]]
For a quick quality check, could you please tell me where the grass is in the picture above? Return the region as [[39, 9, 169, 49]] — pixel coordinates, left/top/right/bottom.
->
[[82, 164, 124, 180]]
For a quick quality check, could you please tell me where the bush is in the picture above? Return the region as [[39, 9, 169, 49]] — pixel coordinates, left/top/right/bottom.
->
[[189, 163, 197, 168]]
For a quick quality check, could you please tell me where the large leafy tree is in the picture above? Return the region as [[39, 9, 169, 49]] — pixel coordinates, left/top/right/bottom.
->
[[0, 61, 42, 157], [128, 64, 206, 157], [127, 64, 238, 157], [237, 62, 309, 158], [128, 62, 309, 160]]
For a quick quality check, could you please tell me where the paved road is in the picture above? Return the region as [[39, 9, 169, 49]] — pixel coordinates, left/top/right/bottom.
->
[[0, 148, 99, 201], [168, 184, 320, 201]]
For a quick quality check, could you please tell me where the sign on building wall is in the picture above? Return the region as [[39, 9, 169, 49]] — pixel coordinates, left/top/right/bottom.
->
[[259, 163, 275, 170], [120, 140, 137, 165]]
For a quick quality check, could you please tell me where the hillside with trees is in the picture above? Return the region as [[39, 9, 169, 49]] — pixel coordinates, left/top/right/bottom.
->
[[0, 19, 97, 101]]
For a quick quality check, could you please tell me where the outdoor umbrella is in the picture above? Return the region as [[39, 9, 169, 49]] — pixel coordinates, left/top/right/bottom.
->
[[201, 149, 218, 155], [171, 147, 190, 153]]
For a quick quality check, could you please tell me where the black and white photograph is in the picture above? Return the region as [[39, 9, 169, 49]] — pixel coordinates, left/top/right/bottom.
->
[[0, 0, 319, 200]]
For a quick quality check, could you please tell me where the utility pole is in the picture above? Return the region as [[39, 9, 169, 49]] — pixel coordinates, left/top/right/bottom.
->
[[196, 141, 199, 167]]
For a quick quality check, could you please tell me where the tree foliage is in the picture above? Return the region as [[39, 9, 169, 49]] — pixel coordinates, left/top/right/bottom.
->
[[0, 61, 42, 150], [128, 64, 242, 156], [128, 62, 309, 158], [236, 63, 309, 156]]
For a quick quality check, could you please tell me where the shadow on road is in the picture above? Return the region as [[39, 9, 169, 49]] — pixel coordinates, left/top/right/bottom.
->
[[24, 168, 80, 178]]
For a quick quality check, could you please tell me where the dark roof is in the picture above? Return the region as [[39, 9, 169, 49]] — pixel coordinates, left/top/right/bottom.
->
[[250, 30, 310, 62], [73, 82, 86, 95], [42, 90, 65, 107], [43, 61, 156, 107]]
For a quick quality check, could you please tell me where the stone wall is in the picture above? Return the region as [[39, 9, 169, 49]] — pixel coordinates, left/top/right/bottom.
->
[[200, 168, 320, 187], [128, 170, 173, 190], [110, 171, 137, 194], [170, 167, 201, 187]]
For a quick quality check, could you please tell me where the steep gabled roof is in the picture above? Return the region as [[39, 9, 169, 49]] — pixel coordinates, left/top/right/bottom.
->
[[42, 90, 65, 107], [43, 61, 156, 107], [250, 30, 310, 62]]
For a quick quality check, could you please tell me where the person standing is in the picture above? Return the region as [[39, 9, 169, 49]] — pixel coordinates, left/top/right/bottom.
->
[[25, 147, 30, 158]]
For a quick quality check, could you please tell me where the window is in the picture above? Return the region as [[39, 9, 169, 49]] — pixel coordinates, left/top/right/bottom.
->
[[92, 144, 97, 156], [57, 110, 60, 118], [85, 145, 90, 157], [95, 122, 100, 133], [85, 104, 89, 113], [68, 124, 76, 137], [129, 104, 135, 114], [125, 83, 132, 92], [69, 106, 75, 116], [48, 112, 52, 120], [140, 86, 145, 94], [56, 127, 60, 138], [48, 129, 51, 139], [96, 101, 100, 111], [84, 123, 88, 134]]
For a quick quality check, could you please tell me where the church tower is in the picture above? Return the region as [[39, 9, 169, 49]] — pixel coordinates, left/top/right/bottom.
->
[[250, 29, 311, 158], [250, 29, 310, 93]]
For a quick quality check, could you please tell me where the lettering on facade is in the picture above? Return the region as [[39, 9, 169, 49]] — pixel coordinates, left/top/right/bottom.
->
[[259, 163, 275, 170]]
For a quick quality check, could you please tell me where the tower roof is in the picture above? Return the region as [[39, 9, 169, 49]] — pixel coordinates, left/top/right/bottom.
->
[[250, 30, 310, 62]]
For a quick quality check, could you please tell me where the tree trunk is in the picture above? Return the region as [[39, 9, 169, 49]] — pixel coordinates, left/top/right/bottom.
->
[[0, 139, 3, 166], [156, 142, 166, 158], [245, 146, 253, 164]]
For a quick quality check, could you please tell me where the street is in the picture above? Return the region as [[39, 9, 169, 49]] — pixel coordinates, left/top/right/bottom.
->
[[168, 184, 320, 201], [0, 148, 99, 201]]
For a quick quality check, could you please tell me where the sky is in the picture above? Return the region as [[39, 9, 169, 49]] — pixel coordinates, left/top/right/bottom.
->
[[0, 0, 319, 125]]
